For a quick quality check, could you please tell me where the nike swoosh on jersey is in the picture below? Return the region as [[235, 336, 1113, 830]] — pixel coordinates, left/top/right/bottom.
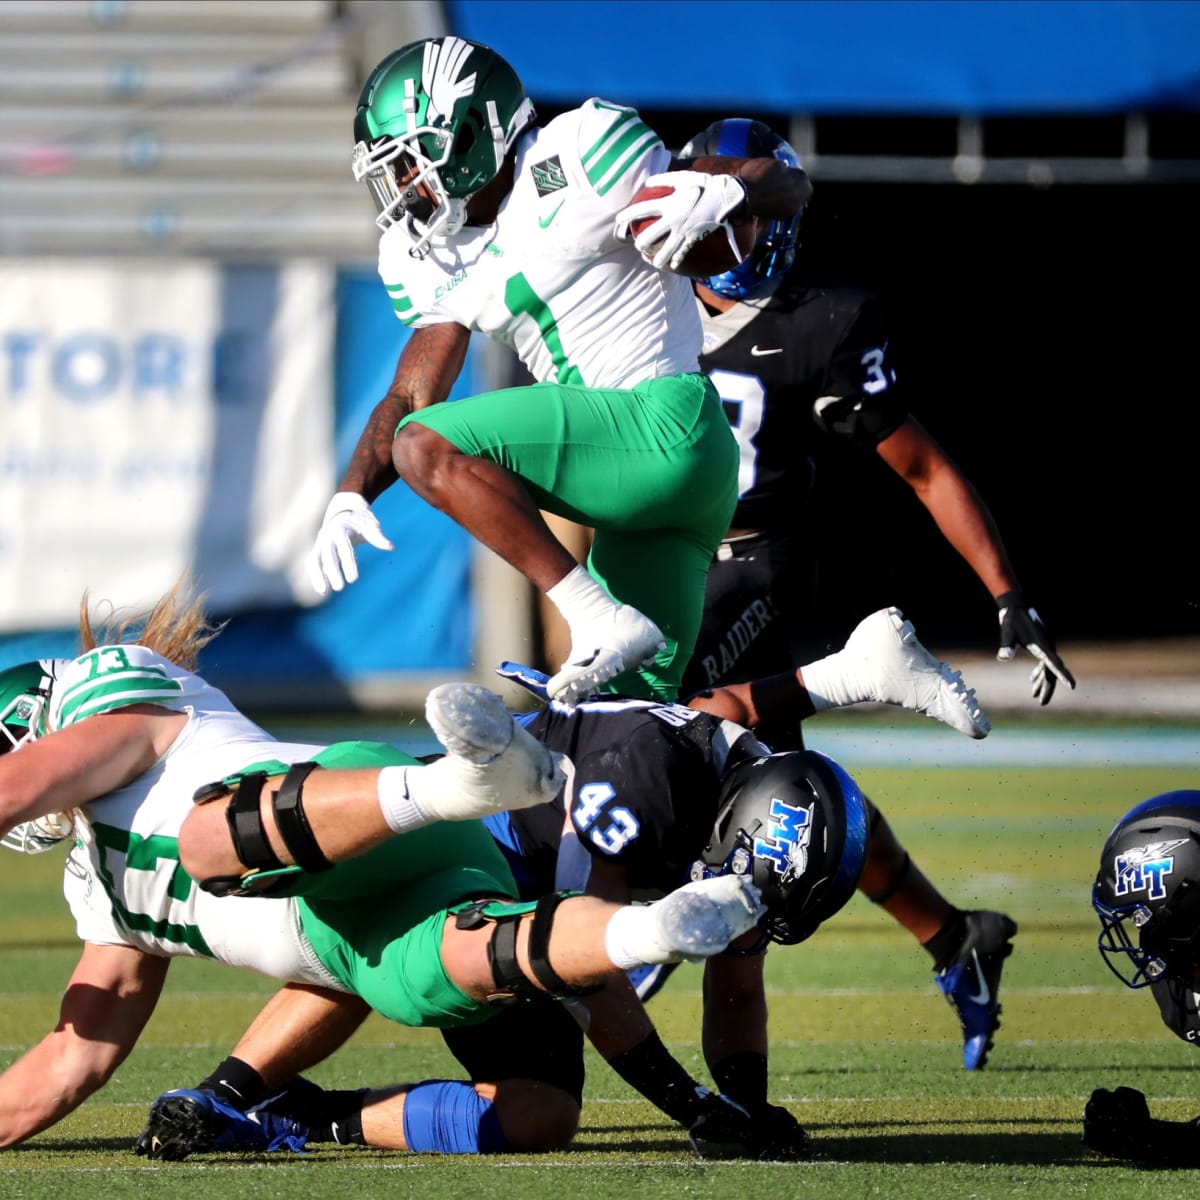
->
[[966, 949, 990, 1005], [749, 345, 783, 356], [538, 200, 565, 229]]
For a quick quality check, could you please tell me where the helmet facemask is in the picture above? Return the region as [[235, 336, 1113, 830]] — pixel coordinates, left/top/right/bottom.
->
[[353, 128, 468, 247]]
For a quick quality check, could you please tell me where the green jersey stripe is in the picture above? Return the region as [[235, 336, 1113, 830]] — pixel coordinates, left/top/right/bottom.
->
[[584, 113, 658, 189], [582, 103, 639, 167], [595, 129, 662, 196], [57, 676, 184, 727], [385, 285, 419, 325]]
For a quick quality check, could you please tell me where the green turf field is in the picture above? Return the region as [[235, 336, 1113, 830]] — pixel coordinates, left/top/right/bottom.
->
[[2, 751, 1198, 1198]]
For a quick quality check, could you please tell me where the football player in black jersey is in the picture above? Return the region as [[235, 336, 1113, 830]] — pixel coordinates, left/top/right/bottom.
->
[[670, 116, 1073, 1074], [1084, 790, 1200, 1167], [678, 118, 1075, 724]]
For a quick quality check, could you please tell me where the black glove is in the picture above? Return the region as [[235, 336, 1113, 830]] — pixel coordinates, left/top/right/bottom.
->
[[995, 590, 1076, 706], [687, 1092, 810, 1161], [1083, 1086, 1200, 1167], [740, 1100, 811, 1160]]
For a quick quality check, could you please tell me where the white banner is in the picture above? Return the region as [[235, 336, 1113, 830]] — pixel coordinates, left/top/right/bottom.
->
[[0, 258, 334, 631]]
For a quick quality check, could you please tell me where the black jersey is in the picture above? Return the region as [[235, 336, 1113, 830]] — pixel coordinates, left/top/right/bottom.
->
[[500, 697, 766, 899], [697, 268, 908, 533], [1151, 976, 1200, 1046]]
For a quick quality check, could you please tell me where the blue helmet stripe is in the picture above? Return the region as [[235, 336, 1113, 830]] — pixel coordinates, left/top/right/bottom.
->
[[1109, 790, 1200, 839], [811, 750, 869, 909], [714, 118, 752, 158]]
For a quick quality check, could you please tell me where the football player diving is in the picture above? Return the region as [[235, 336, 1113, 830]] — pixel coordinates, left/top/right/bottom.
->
[[306, 37, 810, 710], [1084, 790, 1200, 1167], [0, 583, 768, 1153], [129, 607, 1009, 1162]]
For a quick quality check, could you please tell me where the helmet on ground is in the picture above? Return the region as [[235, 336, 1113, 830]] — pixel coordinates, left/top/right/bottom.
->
[[691, 749, 868, 946], [352, 36, 536, 252], [1093, 791, 1200, 988], [679, 118, 803, 299]]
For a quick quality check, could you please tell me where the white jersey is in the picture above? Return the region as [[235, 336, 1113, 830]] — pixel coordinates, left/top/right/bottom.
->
[[54, 645, 345, 990], [377, 99, 703, 390]]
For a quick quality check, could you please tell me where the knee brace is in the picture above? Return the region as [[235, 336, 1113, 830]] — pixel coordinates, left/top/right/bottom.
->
[[401, 1080, 510, 1154], [453, 892, 598, 1004], [192, 763, 332, 896]]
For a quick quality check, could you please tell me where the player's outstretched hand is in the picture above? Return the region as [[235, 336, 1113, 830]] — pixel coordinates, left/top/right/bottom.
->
[[307, 492, 394, 596], [1083, 1085, 1200, 1167], [995, 589, 1076, 705]]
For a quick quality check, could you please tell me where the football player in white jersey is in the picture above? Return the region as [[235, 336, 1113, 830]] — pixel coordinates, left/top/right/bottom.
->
[[306, 36, 810, 710], [0, 583, 766, 1154]]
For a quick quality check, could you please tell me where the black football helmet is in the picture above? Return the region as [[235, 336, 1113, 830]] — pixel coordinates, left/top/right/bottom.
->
[[691, 749, 868, 946], [679, 118, 803, 299], [1093, 791, 1200, 989]]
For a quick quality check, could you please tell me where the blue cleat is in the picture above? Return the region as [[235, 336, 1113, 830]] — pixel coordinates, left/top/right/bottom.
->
[[133, 1087, 309, 1160], [934, 910, 1018, 1070]]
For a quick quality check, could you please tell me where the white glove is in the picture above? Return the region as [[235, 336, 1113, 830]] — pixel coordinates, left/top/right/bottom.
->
[[616, 170, 748, 270], [307, 491, 394, 595]]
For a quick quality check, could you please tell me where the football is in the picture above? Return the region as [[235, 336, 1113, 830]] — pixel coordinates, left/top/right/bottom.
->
[[627, 183, 757, 279]]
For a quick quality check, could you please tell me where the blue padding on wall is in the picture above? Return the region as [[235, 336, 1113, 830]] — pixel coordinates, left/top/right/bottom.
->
[[446, 0, 1200, 114]]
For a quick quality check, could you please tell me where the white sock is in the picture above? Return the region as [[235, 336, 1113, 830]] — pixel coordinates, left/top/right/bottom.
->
[[546, 565, 616, 636], [377, 764, 431, 833], [603, 903, 676, 969], [799, 648, 867, 713]]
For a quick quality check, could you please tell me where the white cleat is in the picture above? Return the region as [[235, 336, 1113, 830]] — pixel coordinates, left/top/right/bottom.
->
[[652, 874, 767, 963], [422, 683, 566, 819], [847, 607, 991, 739], [546, 604, 666, 709]]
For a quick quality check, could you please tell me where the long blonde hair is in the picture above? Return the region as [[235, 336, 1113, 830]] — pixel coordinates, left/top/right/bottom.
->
[[78, 575, 225, 671]]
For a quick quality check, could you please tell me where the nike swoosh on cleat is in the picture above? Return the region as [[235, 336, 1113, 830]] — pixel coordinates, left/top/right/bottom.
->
[[539, 200, 565, 229], [966, 949, 990, 1005], [750, 345, 783, 356]]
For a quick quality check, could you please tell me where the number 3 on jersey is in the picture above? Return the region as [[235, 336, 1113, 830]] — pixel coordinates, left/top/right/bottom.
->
[[572, 781, 641, 855], [709, 368, 765, 499]]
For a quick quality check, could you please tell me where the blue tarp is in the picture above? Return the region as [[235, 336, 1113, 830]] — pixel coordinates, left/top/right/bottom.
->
[[446, 0, 1200, 114]]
